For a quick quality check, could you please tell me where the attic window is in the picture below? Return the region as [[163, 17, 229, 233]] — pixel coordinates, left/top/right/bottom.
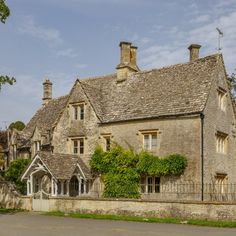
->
[[73, 138, 84, 154], [73, 104, 85, 120], [218, 88, 226, 111]]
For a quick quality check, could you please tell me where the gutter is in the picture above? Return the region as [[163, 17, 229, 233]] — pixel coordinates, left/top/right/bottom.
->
[[200, 113, 205, 201]]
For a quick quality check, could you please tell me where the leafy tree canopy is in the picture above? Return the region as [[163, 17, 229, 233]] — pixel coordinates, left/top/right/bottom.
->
[[4, 158, 30, 194], [0, 1, 16, 90], [9, 121, 25, 131], [0, 0, 9, 23], [228, 71, 236, 100]]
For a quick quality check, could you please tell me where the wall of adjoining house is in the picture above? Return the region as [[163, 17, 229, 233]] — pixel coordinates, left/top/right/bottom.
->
[[203, 58, 236, 184], [99, 116, 201, 184]]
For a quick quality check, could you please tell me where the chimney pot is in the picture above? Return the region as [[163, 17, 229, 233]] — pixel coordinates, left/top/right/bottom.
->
[[188, 44, 201, 61], [43, 79, 52, 105]]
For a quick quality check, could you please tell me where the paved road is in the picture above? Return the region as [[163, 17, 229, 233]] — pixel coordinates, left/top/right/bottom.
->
[[1, 212, 236, 236]]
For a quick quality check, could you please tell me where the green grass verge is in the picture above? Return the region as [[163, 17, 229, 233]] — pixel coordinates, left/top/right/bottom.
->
[[45, 211, 236, 228], [0, 208, 21, 214]]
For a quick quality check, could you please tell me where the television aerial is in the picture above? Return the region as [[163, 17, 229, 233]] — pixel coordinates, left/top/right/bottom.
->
[[216, 27, 223, 53]]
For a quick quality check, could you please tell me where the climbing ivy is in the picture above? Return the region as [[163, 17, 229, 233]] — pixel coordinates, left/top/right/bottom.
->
[[90, 144, 187, 199]]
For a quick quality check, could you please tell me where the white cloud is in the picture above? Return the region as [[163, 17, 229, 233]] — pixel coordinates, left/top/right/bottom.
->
[[18, 16, 63, 46], [75, 63, 88, 69], [56, 48, 78, 58], [191, 14, 210, 23]]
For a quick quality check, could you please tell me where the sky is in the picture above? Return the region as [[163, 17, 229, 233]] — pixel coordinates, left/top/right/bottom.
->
[[1, 0, 236, 129]]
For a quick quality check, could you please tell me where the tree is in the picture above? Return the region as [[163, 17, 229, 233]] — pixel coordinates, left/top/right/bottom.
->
[[228, 71, 236, 100], [9, 121, 25, 131], [4, 159, 30, 194], [0, 0, 16, 90], [0, 0, 9, 23]]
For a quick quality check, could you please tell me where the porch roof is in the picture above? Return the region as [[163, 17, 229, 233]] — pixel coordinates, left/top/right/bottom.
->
[[22, 151, 92, 181]]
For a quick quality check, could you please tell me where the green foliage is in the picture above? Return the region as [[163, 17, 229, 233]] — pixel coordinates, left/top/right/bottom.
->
[[4, 158, 30, 194], [90, 145, 187, 199], [228, 71, 236, 99], [9, 121, 25, 131], [0, 0, 10, 23], [0, 76, 16, 91]]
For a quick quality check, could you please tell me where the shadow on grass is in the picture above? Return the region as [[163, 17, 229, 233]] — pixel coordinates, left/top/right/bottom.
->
[[0, 208, 22, 216]]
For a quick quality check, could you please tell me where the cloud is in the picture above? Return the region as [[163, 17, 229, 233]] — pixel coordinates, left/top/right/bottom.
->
[[56, 48, 78, 58], [18, 16, 63, 46], [191, 14, 211, 23], [75, 63, 88, 69]]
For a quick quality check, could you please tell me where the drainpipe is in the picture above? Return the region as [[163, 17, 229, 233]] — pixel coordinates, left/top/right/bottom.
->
[[200, 113, 205, 201]]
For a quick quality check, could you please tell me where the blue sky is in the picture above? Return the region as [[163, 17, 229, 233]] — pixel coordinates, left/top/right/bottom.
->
[[1, 0, 236, 129]]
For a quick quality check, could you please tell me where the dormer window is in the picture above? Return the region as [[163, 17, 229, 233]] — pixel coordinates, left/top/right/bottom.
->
[[73, 104, 85, 120], [218, 88, 226, 111]]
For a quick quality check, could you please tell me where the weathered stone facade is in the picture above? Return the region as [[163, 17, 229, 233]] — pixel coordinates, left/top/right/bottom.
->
[[6, 42, 236, 201]]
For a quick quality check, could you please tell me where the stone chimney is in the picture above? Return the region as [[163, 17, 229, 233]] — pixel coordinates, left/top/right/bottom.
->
[[116, 41, 139, 81], [43, 79, 52, 105], [188, 44, 201, 62]]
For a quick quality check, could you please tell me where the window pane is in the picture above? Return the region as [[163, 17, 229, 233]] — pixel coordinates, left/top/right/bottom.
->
[[154, 177, 160, 193], [147, 177, 153, 193], [80, 105, 84, 120], [151, 134, 157, 150], [106, 137, 111, 151], [144, 135, 149, 150], [73, 140, 78, 154], [80, 139, 84, 154], [74, 106, 78, 120]]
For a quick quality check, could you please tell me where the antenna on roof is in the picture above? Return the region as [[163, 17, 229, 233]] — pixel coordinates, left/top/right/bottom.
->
[[216, 27, 223, 53]]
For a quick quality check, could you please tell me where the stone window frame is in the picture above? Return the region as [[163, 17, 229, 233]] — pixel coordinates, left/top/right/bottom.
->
[[216, 131, 228, 154], [100, 133, 113, 151], [214, 173, 228, 194], [139, 129, 161, 154], [140, 176, 161, 194], [71, 137, 85, 155], [217, 87, 227, 112], [70, 102, 85, 121]]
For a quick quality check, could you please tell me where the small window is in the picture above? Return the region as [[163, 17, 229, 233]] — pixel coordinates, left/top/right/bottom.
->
[[73, 138, 84, 154], [79, 104, 84, 120], [215, 174, 228, 194], [74, 106, 78, 120], [34, 141, 41, 152], [142, 133, 157, 152], [216, 132, 227, 154], [105, 136, 111, 151], [218, 89, 226, 111], [73, 104, 85, 120], [140, 176, 161, 193]]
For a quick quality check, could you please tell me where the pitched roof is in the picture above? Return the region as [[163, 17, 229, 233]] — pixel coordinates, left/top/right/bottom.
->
[[19, 95, 69, 146], [22, 152, 92, 180], [80, 54, 220, 123]]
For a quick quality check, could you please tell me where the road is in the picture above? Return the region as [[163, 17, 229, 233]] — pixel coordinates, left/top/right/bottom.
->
[[0, 212, 236, 236]]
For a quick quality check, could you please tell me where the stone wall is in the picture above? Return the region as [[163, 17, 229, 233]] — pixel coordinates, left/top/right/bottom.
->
[[203, 58, 236, 184], [0, 181, 31, 210], [48, 197, 236, 221]]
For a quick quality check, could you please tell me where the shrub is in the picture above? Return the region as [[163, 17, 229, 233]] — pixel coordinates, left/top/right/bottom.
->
[[4, 158, 30, 194], [90, 144, 187, 199]]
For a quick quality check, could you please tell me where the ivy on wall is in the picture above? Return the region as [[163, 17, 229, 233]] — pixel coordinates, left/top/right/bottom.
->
[[90, 144, 187, 199]]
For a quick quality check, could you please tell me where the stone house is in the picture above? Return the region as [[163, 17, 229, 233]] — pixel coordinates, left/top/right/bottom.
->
[[7, 42, 236, 200]]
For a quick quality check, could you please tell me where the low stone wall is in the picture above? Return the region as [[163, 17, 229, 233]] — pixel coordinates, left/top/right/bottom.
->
[[0, 181, 31, 210], [0, 181, 21, 208], [49, 197, 236, 221]]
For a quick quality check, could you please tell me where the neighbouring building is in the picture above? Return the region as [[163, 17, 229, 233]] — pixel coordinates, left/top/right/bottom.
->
[[6, 42, 236, 201]]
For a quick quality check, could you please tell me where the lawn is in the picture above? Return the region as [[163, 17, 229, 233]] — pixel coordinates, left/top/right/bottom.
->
[[45, 211, 236, 228]]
